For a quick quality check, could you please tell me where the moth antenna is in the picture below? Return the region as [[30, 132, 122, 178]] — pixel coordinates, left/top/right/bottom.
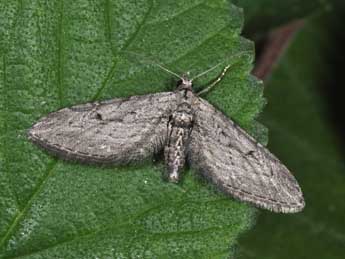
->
[[191, 50, 252, 81], [191, 62, 224, 81], [154, 63, 183, 80], [197, 64, 232, 96], [120, 50, 183, 80]]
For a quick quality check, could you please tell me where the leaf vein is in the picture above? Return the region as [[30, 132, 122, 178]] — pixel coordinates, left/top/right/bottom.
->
[[0, 161, 58, 252], [120, 0, 153, 52], [145, 0, 206, 26], [57, 0, 64, 107], [8, 198, 228, 258], [91, 0, 154, 100], [104, 0, 115, 57]]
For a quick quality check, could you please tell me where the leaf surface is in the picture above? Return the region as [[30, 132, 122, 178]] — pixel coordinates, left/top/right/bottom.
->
[[0, 0, 264, 258]]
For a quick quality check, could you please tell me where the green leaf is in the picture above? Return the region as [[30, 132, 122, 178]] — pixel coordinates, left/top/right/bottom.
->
[[0, 0, 265, 258], [237, 9, 345, 259]]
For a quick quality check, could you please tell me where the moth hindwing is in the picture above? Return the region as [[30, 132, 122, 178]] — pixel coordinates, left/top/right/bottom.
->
[[29, 74, 305, 213]]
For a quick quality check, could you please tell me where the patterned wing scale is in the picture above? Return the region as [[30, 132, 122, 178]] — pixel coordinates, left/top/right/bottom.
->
[[28, 92, 178, 164], [188, 97, 305, 213]]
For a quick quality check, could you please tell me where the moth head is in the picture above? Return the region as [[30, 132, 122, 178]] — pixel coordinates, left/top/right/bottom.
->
[[176, 73, 193, 91]]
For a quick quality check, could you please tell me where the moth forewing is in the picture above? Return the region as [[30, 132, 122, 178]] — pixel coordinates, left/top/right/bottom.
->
[[28, 92, 179, 164], [28, 67, 305, 213]]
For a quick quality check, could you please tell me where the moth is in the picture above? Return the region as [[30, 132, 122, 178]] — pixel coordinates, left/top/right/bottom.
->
[[28, 62, 305, 213]]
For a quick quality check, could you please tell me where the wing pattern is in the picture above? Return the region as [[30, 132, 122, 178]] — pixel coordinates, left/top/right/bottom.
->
[[28, 92, 178, 164], [188, 97, 305, 213]]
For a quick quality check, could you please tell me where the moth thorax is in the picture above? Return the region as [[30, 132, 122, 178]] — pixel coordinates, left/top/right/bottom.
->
[[172, 111, 193, 128]]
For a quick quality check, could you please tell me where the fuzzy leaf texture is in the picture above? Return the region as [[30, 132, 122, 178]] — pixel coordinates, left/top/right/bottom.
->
[[0, 0, 265, 258]]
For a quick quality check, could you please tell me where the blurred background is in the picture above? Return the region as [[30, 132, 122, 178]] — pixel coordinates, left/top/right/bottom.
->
[[236, 1, 345, 258]]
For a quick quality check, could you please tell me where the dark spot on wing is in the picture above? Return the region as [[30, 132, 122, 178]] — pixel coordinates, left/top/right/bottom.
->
[[95, 113, 103, 120]]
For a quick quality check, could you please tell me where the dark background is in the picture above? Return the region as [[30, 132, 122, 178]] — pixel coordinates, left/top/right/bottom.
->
[[237, 1, 345, 258]]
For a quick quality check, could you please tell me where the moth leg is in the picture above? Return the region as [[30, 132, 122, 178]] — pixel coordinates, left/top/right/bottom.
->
[[196, 64, 232, 96]]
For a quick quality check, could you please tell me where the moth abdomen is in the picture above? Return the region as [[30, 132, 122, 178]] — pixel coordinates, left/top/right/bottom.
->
[[164, 95, 194, 183]]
